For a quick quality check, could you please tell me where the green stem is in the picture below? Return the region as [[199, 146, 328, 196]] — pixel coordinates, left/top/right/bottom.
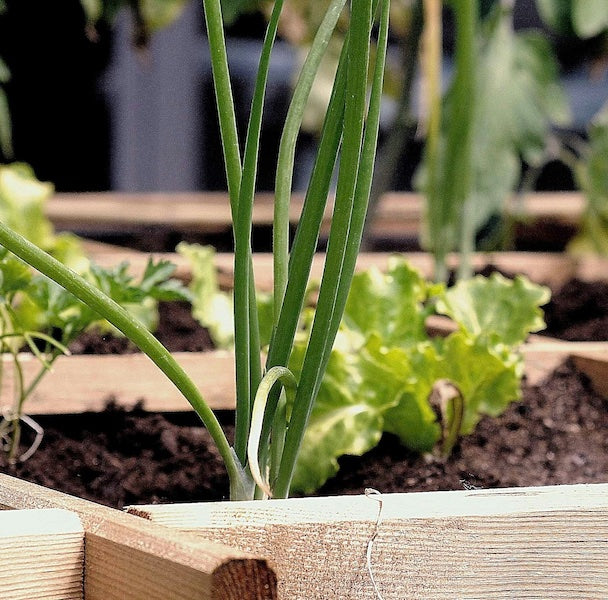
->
[[273, 0, 348, 324], [361, 0, 424, 250], [260, 28, 350, 448], [233, 0, 284, 464], [0, 224, 242, 492], [202, 0, 242, 207], [6, 346, 23, 463], [451, 0, 478, 282], [274, 0, 387, 499]]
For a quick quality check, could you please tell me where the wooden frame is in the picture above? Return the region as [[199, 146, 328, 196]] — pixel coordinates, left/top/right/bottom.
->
[[47, 191, 585, 243], [0, 474, 277, 600], [129, 483, 608, 599], [1, 197, 605, 597], [5, 250, 606, 416]]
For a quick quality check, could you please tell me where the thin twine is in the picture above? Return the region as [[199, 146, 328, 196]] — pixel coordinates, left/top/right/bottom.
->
[[364, 487, 385, 600]]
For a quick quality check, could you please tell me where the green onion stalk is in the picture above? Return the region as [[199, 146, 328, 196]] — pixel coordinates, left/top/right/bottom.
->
[[0, 0, 390, 500]]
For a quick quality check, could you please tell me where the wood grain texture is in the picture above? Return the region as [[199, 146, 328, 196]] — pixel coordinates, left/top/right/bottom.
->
[[130, 483, 608, 599], [0, 474, 277, 600], [4, 338, 605, 418], [0, 508, 84, 600]]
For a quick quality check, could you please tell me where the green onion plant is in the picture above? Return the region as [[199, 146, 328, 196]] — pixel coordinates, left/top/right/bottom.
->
[[0, 0, 390, 500]]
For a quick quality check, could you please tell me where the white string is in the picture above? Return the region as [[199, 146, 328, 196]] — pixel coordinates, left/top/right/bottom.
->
[[365, 487, 385, 600]]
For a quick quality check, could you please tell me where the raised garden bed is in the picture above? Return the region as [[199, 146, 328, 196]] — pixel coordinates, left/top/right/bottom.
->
[[3, 249, 606, 414], [129, 483, 608, 599], [1, 236, 607, 597]]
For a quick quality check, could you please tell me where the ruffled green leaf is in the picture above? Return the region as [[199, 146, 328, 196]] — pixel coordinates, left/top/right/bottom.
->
[[374, 338, 441, 452], [0, 164, 55, 250], [437, 332, 522, 433], [343, 256, 435, 348], [289, 331, 399, 493], [436, 272, 550, 346]]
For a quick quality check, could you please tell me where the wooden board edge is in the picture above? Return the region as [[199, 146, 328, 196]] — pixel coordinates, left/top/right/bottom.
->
[[128, 483, 608, 599], [0, 508, 84, 600], [129, 482, 608, 527], [0, 474, 277, 600], [48, 191, 586, 232]]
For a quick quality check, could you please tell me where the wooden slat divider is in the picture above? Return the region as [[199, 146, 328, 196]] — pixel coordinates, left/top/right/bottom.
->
[[0, 508, 84, 600], [128, 483, 608, 599], [85, 250, 602, 292], [47, 191, 585, 238], [3, 351, 236, 414], [2, 340, 605, 416], [0, 474, 276, 600], [2, 249, 605, 412]]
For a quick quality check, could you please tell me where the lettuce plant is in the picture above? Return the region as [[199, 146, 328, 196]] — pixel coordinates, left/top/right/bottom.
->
[[0, 0, 391, 500], [289, 257, 550, 493]]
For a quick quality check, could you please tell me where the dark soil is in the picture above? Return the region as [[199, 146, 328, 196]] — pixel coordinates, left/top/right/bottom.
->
[[1, 359, 606, 508], [542, 278, 608, 341], [68, 301, 215, 354]]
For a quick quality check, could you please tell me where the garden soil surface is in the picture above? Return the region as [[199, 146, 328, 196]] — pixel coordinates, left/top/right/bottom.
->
[[1, 279, 607, 508]]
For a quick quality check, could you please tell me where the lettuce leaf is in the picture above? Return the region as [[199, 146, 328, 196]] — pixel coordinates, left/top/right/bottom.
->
[[343, 256, 436, 347], [289, 331, 401, 494], [177, 242, 234, 349], [289, 257, 550, 493], [435, 272, 551, 346]]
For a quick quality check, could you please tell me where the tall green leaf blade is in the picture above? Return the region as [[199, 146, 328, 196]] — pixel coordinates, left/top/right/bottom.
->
[[569, 103, 608, 255]]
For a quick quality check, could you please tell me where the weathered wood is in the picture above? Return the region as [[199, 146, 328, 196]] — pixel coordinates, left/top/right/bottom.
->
[[522, 340, 608, 389], [572, 352, 608, 397], [0, 508, 84, 600], [2, 248, 604, 415], [129, 483, 608, 599], [0, 474, 277, 600], [5, 340, 606, 417]]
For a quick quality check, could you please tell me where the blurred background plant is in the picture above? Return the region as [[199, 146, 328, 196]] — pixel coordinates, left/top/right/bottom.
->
[[0, 0, 607, 259]]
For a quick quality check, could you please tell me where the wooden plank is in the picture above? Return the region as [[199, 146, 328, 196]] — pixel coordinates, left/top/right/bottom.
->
[[4, 248, 605, 415], [129, 483, 608, 600], [5, 338, 606, 418], [522, 340, 608, 391], [2, 351, 236, 414], [47, 191, 586, 238], [0, 474, 277, 600], [47, 192, 305, 234], [0, 508, 84, 600], [85, 250, 596, 292], [572, 352, 608, 397]]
